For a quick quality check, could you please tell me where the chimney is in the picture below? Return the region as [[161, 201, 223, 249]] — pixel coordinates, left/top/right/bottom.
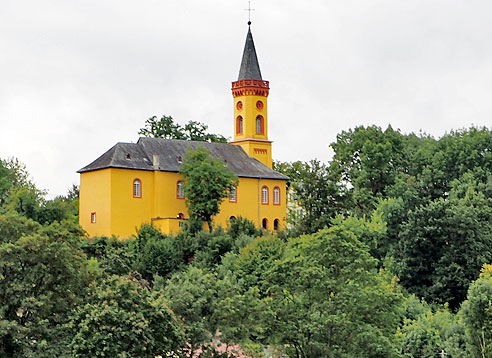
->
[[153, 154, 159, 169]]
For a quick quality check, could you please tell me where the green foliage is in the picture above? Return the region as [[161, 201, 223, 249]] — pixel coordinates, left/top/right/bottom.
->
[[69, 274, 182, 358], [261, 219, 404, 358], [461, 264, 492, 358], [227, 216, 259, 239], [234, 235, 286, 294], [139, 115, 227, 143], [330, 125, 406, 215], [395, 182, 492, 309], [193, 234, 235, 269], [396, 304, 467, 358], [132, 224, 190, 281], [164, 267, 218, 357], [275, 159, 340, 234], [0, 221, 95, 358], [81, 236, 136, 276], [0, 212, 41, 244], [179, 147, 238, 232]]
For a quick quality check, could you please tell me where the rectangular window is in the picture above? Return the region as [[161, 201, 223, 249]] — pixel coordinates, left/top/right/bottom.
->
[[261, 186, 269, 204], [273, 187, 280, 205], [229, 186, 237, 202], [90, 212, 96, 224]]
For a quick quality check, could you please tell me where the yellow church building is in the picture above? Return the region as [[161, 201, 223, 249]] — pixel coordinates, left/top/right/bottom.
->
[[78, 24, 288, 237]]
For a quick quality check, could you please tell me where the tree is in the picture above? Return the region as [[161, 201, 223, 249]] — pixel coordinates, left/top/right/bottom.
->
[[0, 221, 94, 357], [329, 125, 406, 216], [261, 220, 403, 358], [396, 304, 467, 358], [395, 177, 492, 309], [69, 274, 182, 358], [179, 147, 238, 232], [461, 264, 492, 358], [139, 115, 227, 143], [275, 160, 341, 234], [163, 267, 218, 358]]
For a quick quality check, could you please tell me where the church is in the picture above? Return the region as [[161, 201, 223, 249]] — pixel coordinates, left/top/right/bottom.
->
[[78, 24, 288, 237]]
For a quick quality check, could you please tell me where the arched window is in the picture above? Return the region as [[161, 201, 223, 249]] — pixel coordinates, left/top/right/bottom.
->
[[261, 186, 269, 204], [133, 179, 142, 198], [236, 116, 243, 134], [177, 213, 185, 219], [256, 115, 264, 134], [229, 185, 237, 202], [273, 186, 280, 205], [229, 216, 237, 223], [262, 218, 268, 230], [177, 180, 184, 199], [274, 219, 279, 231]]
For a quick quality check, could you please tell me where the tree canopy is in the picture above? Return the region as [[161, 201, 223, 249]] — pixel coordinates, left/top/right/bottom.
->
[[139, 115, 228, 143], [179, 147, 238, 231]]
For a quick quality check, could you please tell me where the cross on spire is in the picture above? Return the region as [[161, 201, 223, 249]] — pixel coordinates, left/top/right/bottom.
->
[[244, 1, 255, 25]]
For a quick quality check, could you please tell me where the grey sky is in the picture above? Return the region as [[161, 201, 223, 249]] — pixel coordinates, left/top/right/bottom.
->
[[1, 0, 491, 197]]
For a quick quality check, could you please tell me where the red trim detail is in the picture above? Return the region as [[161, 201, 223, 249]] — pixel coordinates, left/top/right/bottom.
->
[[273, 186, 281, 205], [231, 79, 270, 98], [176, 180, 185, 199], [133, 178, 142, 198], [261, 185, 269, 205], [256, 100, 264, 110], [254, 148, 267, 154], [236, 101, 243, 110], [229, 185, 238, 203], [232, 79, 269, 89]]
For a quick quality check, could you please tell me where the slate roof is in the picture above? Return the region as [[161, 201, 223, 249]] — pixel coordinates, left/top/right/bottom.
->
[[78, 138, 288, 180], [238, 27, 262, 81]]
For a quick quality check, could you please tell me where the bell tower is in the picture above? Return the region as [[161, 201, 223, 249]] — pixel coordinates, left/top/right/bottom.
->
[[231, 23, 273, 168]]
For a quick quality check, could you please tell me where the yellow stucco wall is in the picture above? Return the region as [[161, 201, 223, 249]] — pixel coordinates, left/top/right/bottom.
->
[[233, 94, 269, 140], [79, 168, 287, 237], [79, 169, 112, 236], [231, 91, 273, 168]]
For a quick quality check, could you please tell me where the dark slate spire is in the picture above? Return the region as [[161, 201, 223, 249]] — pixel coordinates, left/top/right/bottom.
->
[[238, 26, 262, 80]]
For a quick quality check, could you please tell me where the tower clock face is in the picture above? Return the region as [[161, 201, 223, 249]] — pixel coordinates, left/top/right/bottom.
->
[[236, 101, 243, 110], [256, 100, 264, 110]]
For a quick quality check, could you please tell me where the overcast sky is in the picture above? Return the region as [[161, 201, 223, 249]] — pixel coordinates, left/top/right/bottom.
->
[[1, 0, 491, 198]]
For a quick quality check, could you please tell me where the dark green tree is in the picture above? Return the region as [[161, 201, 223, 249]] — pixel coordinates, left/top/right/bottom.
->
[[164, 267, 218, 358], [263, 219, 403, 358], [395, 176, 492, 309], [139, 115, 227, 143], [275, 160, 341, 234], [461, 264, 492, 358], [0, 221, 95, 357], [329, 125, 406, 215], [69, 274, 182, 358], [179, 147, 238, 232]]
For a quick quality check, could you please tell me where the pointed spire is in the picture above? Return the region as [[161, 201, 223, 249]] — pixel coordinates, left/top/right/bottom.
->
[[238, 26, 262, 81]]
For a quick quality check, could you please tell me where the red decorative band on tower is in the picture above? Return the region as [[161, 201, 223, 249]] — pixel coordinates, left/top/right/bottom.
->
[[231, 79, 270, 97]]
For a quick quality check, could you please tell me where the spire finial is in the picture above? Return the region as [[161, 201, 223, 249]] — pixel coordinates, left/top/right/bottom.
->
[[244, 1, 255, 25]]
